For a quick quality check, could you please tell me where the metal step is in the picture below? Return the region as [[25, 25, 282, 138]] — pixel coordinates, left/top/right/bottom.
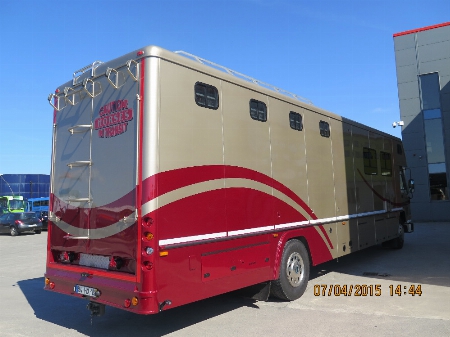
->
[[67, 161, 92, 169]]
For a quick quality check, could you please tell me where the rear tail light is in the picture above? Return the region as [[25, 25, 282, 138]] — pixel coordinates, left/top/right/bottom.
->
[[143, 261, 153, 270], [59, 251, 77, 263], [44, 277, 55, 289], [14, 220, 23, 225], [109, 256, 124, 270]]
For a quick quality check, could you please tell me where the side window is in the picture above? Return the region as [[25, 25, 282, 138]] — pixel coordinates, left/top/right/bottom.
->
[[319, 120, 330, 137], [249, 99, 267, 122], [194, 82, 219, 110], [363, 147, 378, 175], [380, 151, 392, 176], [289, 111, 303, 131], [399, 166, 407, 192]]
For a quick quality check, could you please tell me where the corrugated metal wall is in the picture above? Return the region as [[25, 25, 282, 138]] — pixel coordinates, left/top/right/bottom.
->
[[394, 23, 450, 221]]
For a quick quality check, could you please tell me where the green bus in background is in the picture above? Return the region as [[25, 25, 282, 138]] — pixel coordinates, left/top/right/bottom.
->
[[0, 196, 25, 213]]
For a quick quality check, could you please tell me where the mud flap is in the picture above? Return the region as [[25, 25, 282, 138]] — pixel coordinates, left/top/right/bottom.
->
[[405, 221, 414, 233], [237, 281, 271, 301]]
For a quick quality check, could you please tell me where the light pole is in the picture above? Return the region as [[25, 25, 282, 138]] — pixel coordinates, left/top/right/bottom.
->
[[0, 174, 14, 196]]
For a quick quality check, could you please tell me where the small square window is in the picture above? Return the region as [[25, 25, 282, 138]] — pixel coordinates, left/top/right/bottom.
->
[[194, 82, 219, 110], [249, 99, 267, 122], [289, 111, 303, 131], [319, 120, 330, 137]]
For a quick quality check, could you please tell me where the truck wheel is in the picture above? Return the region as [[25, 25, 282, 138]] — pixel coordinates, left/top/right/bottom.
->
[[391, 224, 404, 249], [10, 226, 19, 236], [271, 239, 310, 301]]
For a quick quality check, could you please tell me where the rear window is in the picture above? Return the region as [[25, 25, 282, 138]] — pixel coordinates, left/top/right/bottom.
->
[[19, 213, 38, 220]]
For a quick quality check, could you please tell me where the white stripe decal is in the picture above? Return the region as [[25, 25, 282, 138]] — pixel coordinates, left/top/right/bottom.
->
[[159, 232, 227, 246], [158, 208, 404, 246], [52, 210, 137, 240], [228, 225, 275, 236], [274, 220, 309, 230]]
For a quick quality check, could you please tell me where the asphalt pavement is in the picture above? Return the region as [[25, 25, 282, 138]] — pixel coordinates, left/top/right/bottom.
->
[[0, 222, 449, 337]]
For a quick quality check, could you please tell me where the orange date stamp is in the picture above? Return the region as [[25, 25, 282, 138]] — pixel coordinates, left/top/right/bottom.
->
[[313, 284, 422, 296]]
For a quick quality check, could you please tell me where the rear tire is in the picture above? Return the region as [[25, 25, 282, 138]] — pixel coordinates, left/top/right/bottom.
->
[[35, 230, 41, 234], [271, 239, 310, 301], [10, 226, 19, 236]]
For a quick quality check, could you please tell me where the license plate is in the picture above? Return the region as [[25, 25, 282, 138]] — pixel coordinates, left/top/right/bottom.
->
[[74, 285, 99, 297], [29, 224, 37, 227]]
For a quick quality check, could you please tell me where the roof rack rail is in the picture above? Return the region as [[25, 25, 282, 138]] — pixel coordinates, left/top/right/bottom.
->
[[174, 51, 313, 105], [72, 61, 104, 85]]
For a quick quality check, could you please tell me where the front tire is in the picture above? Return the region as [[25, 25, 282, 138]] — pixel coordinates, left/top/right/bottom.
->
[[271, 239, 310, 301]]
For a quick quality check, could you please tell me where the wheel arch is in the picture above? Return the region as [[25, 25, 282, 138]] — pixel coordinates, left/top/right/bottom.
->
[[272, 232, 312, 281]]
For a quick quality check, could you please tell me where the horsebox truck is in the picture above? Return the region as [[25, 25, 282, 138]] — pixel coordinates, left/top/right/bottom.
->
[[45, 45, 414, 317]]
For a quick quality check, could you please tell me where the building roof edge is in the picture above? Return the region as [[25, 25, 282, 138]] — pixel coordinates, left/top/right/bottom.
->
[[393, 22, 450, 37]]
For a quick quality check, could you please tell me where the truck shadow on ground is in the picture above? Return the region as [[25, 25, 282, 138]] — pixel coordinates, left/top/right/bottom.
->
[[18, 277, 260, 337], [308, 223, 450, 288]]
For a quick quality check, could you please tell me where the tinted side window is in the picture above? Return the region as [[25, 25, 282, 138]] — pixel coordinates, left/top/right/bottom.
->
[[194, 82, 219, 110], [380, 151, 392, 176], [319, 120, 330, 137], [363, 147, 378, 175], [249, 99, 267, 122], [289, 111, 303, 131]]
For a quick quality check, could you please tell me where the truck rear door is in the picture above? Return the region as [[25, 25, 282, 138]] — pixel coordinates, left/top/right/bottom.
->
[[49, 58, 140, 274]]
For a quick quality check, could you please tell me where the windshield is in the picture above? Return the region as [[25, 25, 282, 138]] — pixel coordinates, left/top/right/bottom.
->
[[9, 200, 25, 210]]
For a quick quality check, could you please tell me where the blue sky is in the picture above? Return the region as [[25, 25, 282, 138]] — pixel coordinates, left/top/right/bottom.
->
[[0, 0, 448, 174]]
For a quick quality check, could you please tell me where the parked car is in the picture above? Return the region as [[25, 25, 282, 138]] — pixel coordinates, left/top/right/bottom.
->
[[0, 212, 43, 236], [35, 211, 48, 230]]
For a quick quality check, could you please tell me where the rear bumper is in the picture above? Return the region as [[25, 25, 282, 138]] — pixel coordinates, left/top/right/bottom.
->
[[18, 224, 42, 233], [44, 265, 159, 314]]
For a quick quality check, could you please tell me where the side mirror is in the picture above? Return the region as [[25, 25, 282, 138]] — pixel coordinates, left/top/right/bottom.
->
[[408, 179, 415, 194]]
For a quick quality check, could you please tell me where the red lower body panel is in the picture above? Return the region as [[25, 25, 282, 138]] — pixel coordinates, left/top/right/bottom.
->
[[44, 265, 159, 314]]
